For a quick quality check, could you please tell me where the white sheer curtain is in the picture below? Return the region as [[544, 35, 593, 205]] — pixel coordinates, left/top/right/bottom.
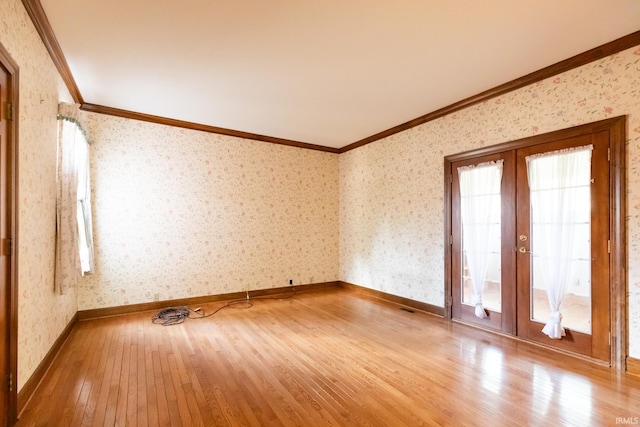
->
[[56, 102, 95, 295], [526, 145, 592, 339], [76, 134, 95, 273], [458, 160, 503, 319]]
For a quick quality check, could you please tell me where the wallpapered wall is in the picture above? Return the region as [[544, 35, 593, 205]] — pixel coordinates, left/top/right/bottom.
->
[[1, 0, 78, 390], [339, 45, 640, 358], [80, 114, 340, 310], [3, 0, 640, 393]]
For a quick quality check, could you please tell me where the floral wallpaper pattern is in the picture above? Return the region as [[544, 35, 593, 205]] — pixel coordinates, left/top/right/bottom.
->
[[1, 0, 78, 391], [3, 0, 640, 394], [340, 46, 640, 358], [81, 115, 339, 309]]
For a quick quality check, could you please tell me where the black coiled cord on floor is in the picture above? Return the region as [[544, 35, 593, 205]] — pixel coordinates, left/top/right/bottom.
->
[[151, 306, 193, 326], [151, 287, 296, 326]]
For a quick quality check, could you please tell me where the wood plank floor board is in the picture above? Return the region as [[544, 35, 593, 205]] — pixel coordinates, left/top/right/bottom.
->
[[105, 320, 126, 425], [144, 351, 160, 427], [248, 310, 368, 422], [185, 349, 226, 426], [285, 296, 460, 425], [228, 326, 323, 424], [199, 334, 258, 427], [135, 326, 149, 427], [113, 320, 132, 427], [81, 321, 118, 426], [43, 351, 82, 425], [67, 325, 105, 426], [159, 351, 182, 427], [259, 346, 344, 425], [182, 355, 208, 424], [16, 289, 640, 426], [124, 343, 138, 426], [200, 353, 260, 425], [92, 317, 124, 427], [215, 324, 307, 427]]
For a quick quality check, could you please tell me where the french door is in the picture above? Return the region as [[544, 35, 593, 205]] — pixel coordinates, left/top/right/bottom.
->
[[451, 151, 516, 334], [446, 119, 625, 365], [515, 133, 610, 360]]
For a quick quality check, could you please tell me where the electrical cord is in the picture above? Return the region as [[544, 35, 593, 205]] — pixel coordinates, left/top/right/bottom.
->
[[152, 286, 296, 326]]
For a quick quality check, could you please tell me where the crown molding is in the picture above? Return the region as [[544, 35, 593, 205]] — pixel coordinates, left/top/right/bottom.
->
[[80, 103, 340, 153], [339, 30, 640, 153], [20, 0, 640, 153], [20, 0, 336, 152], [21, 0, 83, 103]]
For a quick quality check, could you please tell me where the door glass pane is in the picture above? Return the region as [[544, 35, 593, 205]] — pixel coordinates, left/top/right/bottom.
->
[[527, 147, 592, 335], [462, 233, 501, 311], [459, 161, 502, 313]]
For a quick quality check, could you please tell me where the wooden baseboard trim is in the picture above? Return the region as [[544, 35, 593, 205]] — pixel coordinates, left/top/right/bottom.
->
[[78, 281, 342, 321], [338, 281, 444, 317], [17, 312, 79, 416], [627, 356, 640, 376]]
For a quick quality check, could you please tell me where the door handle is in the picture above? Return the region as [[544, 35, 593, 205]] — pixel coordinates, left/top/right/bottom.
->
[[518, 247, 532, 254]]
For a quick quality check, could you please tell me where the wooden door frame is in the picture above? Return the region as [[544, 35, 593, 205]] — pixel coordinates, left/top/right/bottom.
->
[[515, 132, 610, 361], [450, 151, 517, 335], [444, 116, 627, 370], [0, 41, 19, 425]]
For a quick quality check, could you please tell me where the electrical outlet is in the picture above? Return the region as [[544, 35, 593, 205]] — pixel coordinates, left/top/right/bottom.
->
[[289, 279, 293, 286], [153, 293, 160, 302]]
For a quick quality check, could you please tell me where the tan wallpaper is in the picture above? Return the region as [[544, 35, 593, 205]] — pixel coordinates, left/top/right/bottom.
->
[[339, 46, 640, 358], [80, 114, 339, 309], [1, 0, 78, 390], [3, 0, 640, 394]]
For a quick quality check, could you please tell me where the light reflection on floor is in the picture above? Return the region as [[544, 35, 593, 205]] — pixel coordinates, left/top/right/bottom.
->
[[459, 338, 597, 425]]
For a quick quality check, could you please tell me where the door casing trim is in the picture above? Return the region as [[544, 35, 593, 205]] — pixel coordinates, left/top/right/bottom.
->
[[0, 40, 19, 424], [443, 116, 627, 370]]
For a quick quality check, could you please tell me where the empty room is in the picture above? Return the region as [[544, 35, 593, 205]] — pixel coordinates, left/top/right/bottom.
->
[[1, 0, 640, 425]]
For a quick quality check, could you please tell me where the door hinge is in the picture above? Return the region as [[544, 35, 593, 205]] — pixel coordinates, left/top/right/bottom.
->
[[608, 240, 611, 254], [608, 148, 610, 162], [7, 372, 13, 392], [5, 103, 13, 121], [449, 235, 453, 245], [2, 238, 11, 256]]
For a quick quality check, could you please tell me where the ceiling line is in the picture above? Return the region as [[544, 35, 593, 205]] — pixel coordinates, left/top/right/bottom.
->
[[338, 30, 640, 153], [80, 103, 340, 153], [21, 0, 640, 153]]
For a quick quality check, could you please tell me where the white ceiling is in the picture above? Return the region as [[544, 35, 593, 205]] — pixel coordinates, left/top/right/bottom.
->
[[40, 0, 640, 149]]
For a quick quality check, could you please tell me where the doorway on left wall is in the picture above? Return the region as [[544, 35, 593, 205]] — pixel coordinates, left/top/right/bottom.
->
[[0, 40, 18, 426]]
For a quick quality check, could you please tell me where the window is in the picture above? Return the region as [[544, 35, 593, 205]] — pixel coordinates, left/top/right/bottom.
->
[[55, 103, 94, 294]]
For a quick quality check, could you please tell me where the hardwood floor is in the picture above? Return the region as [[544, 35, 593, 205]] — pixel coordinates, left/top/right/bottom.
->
[[16, 288, 640, 426]]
